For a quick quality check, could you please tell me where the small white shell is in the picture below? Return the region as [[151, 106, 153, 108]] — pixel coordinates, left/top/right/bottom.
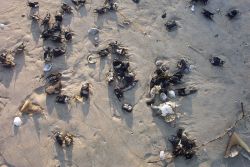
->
[[168, 90, 175, 99], [160, 151, 165, 160], [191, 5, 195, 12], [13, 117, 22, 127]]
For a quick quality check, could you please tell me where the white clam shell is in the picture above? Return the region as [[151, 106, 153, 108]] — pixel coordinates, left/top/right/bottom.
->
[[160, 151, 165, 160], [13, 117, 22, 127], [159, 103, 174, 116], [168, 90, 176, 98]]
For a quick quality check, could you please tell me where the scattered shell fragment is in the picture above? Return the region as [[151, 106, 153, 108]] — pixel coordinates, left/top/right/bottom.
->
[[168, 90, 176, 99], [87, 54, 97, 64]]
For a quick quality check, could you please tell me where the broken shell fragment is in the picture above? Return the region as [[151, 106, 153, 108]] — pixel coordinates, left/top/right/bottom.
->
[[80, 82, 90, 99], [45, 81, 62, 95], [226, 9, 239, 20], [224, 132, 250, 158], [210, 56, 224, 66], [13, 117, 22, 127], [87, 54, 97, 64]]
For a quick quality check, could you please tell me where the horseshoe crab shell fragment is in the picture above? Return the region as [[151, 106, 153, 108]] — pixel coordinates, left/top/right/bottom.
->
[[224, 132, 250, 158], [19, 99, 44, 114]]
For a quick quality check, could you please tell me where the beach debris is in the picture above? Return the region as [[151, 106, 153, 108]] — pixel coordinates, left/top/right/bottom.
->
[[122, 103, 133, 112], [55, 11, 63, 22], [52, 47, 66, 57], [45, 81, 62, 94], [169, 129, 196, 159], [43, 63, 53, 72], [151, 102, 175, 116], [114, 87, 123, 100], [19, 99, 44, 114], [88, 28, 99, 35], [13, 117, 22, 127], [160, 92, 168, 102], [61, 3, 73, 14], [209, 56, 225, 66], [94, 1, 118, 15], [161, 12, 167, 19], [177, 59, 191, 73], [109, 41, 128, 57], [56, 95, 70, 104], [80, 82, 91, 100], [44, 47, 53, 62], [64, 29, 73, 41], [27, 1, 39, 8], [0, 51, 15, 68], [46, 72, 62, 84], [0, 23, 7, 29], [30, 14, 40, 21], [226, 9, 239, 20], [191, 5, 195, 12], [168, 90, 176, 99], [202, 9, 214, 20], [41, 13, 51, 26], [87, 54, 98, 64], [45, 72, 62, 94], [176, 87, 197, 96], [53, 130, 74, 147], [224, 132, 250, 158], [165, 20, 177, 31], [14, 42, 26, 53], [132, 0, 140, 3], [191, 0, 208, 5], [72, 0, 86, 8]]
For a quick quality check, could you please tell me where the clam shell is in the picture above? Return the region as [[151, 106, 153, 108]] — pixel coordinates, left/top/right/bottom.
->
[[13, 117, 22, 127]]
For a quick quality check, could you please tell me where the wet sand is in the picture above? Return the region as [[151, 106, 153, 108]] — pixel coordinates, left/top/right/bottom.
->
[[0, 0, 250, 167]]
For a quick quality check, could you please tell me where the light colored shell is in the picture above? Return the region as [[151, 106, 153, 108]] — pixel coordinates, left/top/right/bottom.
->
[[160, 92, 168, 102], [13, 117, 22, 126], [168, 90, 176, 99]]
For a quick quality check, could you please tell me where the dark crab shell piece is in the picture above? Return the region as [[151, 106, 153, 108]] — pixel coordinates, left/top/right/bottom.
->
[[165, 20, 177, 31], [114, 88, 123, 100], [27, 1, 39, 8], [41, 13, 51, 25], [52, 47, 66, 57], [80, 83, 90, 99], [56, 95, 69, 104], [202, 9, 214, 20], [209, 57, 224, 66], [226, 9, 239, 20]]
